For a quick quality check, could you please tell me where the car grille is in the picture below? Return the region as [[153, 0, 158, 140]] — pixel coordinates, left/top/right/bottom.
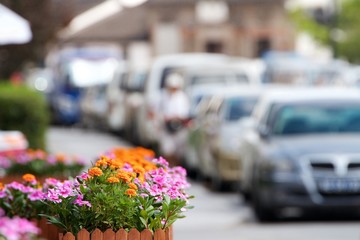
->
[[301, 154, 360, 200]]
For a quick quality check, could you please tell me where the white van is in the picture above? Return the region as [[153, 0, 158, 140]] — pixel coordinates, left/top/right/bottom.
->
[[134, 53, 230, 148]]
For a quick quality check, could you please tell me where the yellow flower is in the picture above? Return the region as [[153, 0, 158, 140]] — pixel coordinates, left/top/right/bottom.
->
[[125, 188, 137, 198], [88, 167, 103, 177], [107, 177, 120, 183], [128, 183, 138, 190], [22, 174, 36, 182]]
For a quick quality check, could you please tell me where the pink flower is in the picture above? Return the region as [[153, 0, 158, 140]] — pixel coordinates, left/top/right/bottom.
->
[[74, 196, 91, 207], [0, 216, 39, 240]]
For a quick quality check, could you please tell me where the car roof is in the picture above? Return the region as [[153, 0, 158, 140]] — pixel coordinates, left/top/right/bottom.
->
[[260, 86, 360, 104]]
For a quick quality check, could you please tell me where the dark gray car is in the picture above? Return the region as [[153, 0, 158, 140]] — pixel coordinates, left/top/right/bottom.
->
[[240, 87, 360, 221]]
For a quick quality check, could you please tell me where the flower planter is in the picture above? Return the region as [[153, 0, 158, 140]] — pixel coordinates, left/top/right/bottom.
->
[[0, 175, 67, 184], [35, 218, 62, 240], [59, 228, 173, 240]]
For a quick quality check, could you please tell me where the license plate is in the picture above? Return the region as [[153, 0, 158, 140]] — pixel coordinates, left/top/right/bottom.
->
[[318, 179, 360, 193]]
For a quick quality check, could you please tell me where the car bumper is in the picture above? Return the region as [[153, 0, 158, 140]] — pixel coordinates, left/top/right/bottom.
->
[[259, 176, 360, 209], [218, 153, 242, 182]]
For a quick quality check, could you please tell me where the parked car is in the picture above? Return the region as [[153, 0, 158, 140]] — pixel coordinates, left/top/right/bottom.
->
[[192, 87, 262, 190], [106, 61, 128, 133], [47, 45, 122, 125], [80, 83, 109, 129], [239, 87, 360, 221], [0, 130, 28, 156], [135, 53, 230, 149]]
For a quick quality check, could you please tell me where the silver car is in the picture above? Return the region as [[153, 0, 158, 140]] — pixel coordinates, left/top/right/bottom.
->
[[189, 87, 262, 191]]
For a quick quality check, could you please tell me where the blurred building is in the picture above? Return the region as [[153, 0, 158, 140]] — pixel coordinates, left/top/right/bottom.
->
[[59, 0, 295, 59]]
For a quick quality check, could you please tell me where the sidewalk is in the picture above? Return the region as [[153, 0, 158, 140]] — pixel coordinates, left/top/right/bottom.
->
[[46, 126, 131, 166]]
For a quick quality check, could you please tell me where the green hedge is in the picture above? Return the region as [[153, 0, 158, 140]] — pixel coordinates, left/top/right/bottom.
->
[[0, 83, 49, 149]]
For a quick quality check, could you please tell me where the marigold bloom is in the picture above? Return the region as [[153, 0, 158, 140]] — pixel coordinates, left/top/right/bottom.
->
[[22, 174, 36, 182], [117, 171, 131, 183], [56, 153, 66, 162], [128, 183, 138, 190], [88, 167, 103, 177], [109, 159, 123, 169], [107, 177, 120, 183], [133, 166, 145, 175], [125, 188, 137, 198], [95, 159, 108, 168]]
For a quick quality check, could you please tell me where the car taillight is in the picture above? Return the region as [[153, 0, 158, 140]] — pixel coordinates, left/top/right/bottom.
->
[[147, 110, 155, 120]]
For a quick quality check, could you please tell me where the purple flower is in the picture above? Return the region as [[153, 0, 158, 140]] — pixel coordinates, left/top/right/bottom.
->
[[28, 190, 45, 201], [74, 196, 91, 207]]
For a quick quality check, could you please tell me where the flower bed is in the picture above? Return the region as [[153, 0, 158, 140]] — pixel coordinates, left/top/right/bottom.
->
[[41, 147, 193, 236], [0, 149, 85, 182], [0, 214, 40, 240], [0, 147, 193, 239]]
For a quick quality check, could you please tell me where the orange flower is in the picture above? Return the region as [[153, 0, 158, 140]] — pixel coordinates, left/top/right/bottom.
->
[[109, 159, 123, 169], [107, 177, 120, 183], [128, 183, 138, 190], [125, 188, 137, 198], [22, 174, 36, 182], [56, 153, 66, 162], [133, 166, 145, 175], [88, 167, 103, 177], [0, 182, 4, 190], [117, 171, 131, 183], [95, 159, 108, 168]]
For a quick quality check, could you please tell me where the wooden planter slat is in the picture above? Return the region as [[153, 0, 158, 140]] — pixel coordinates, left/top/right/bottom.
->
[[104, 229, 116, 240], [165, 228, 172, 240], [154, 229, 165, 240], [91, 229, 103, 240], [78, 229, 90, 240], [140, 229, 152, 240], [128, 229, 140, 240], [116, 228, 127, 240], [63, 232, 75, 240], [59, 228, 172, 240]]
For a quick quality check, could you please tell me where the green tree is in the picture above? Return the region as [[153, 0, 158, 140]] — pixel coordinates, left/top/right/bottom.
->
[[290, 0, 360, 63]]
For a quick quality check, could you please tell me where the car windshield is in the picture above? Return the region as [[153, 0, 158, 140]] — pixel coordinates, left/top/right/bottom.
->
[[272, 102, 360, 135], [225, 97, 258, 121], [190, 73, 248, 86]]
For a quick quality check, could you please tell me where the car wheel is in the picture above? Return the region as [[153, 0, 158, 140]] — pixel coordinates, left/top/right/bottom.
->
[[252, 188, 277, 222], [240, 187, 252, 202], [210, 172, 224, 191]]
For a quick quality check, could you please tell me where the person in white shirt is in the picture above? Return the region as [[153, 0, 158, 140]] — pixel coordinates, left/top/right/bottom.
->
[[158, 72, 190, 166]]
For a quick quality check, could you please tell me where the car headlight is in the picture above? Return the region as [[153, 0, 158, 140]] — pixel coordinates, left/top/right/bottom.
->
[[266, 159, 300, 183], [57, 96, 76, 113], [271, 159, 296, 172]]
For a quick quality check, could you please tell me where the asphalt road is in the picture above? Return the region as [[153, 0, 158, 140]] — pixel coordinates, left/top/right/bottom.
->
[[47, 126, 360, 240]]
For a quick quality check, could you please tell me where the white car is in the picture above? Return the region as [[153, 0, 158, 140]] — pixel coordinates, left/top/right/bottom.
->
[[135, 53, 231, 148], [0, 131, 28, 154]]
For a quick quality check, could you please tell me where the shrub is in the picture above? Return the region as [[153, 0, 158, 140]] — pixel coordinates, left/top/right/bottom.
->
[[0, 83, 49, 149]]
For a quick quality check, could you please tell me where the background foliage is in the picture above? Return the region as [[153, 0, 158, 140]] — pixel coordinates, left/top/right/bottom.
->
[[290, 0, 360, 63], [0, 83, 49, 149]]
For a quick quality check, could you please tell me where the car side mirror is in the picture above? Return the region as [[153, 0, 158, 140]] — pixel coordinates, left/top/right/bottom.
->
[[257, 124, 270, 139]]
